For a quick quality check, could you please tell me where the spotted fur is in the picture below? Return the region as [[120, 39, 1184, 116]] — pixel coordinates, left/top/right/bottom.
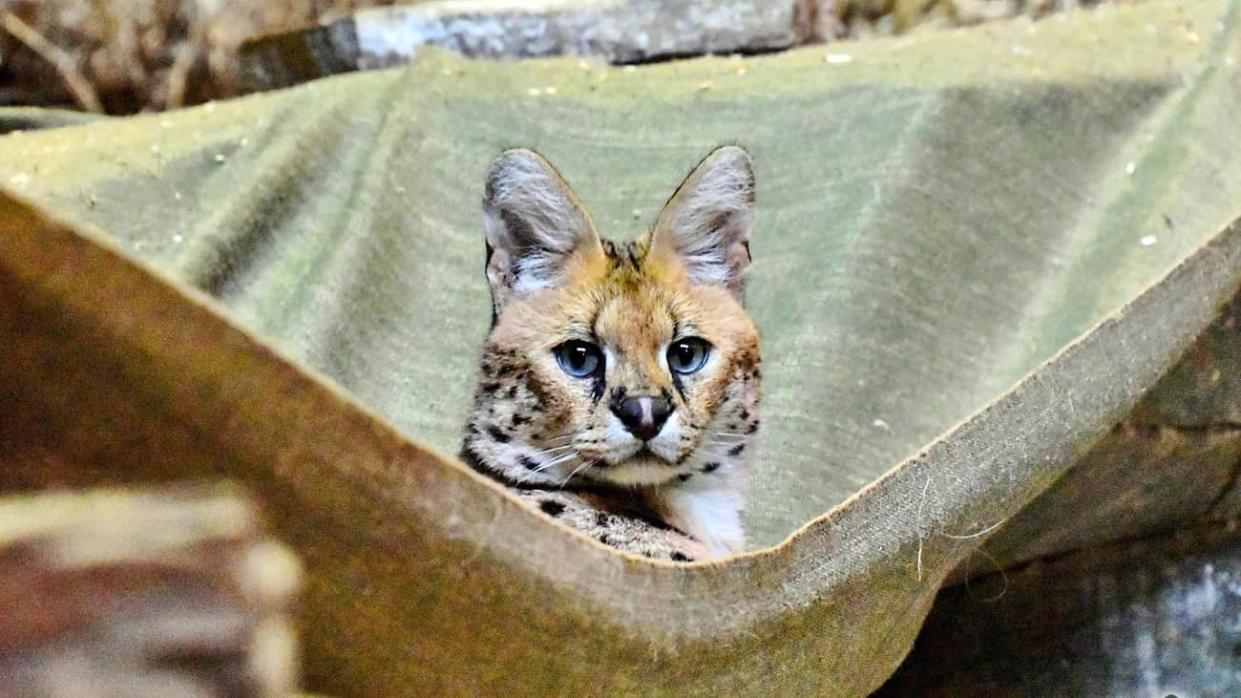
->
[[461, 146, 761, 561]]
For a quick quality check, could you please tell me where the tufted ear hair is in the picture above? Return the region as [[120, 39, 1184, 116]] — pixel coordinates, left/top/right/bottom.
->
[[648, 146, 755, 299], [483, 149, 604, 311]]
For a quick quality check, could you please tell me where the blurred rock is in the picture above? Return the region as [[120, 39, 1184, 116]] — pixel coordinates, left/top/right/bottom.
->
[[242, 0, 798, 91]]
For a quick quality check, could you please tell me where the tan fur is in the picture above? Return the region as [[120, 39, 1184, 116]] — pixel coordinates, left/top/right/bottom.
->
[[462, 147, 761, 561]]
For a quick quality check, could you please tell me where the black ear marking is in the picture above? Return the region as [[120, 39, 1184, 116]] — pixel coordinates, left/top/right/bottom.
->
[[485, 240, 500, 326], [626, 244, 641, 269]]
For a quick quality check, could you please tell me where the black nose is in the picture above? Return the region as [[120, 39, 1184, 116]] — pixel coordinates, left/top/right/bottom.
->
[[612, 394, 673, 441]]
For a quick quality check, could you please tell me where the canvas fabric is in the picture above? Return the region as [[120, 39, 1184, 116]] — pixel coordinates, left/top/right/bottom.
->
[[3, 1, 1241, 693]]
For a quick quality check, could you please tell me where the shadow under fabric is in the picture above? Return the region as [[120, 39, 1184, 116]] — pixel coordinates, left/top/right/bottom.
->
[[3, 0, 1241, 693]]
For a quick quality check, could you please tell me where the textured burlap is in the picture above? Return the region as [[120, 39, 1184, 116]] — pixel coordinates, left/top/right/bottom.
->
[[3, 1, 1241, 693]]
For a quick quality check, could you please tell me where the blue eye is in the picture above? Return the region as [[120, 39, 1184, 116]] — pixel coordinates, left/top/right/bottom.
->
[[554, 340, 603, 378], [668, 338, 711, 374]]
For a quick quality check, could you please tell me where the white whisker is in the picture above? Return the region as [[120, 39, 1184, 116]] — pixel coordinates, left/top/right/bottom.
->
[[559, 459, 597, 487], [704, 434, 749, 444], [530, 444, 576, 458], [533, 452, 580, 474]]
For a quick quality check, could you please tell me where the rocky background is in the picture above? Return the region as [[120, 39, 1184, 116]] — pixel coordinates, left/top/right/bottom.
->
[[0, 0, 1114, 114]]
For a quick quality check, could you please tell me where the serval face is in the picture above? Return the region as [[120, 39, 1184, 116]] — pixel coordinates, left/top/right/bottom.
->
[[463, 147, 761, 494]]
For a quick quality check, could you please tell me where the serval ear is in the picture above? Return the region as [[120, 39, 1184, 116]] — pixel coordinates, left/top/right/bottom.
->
[[482, 149, 604, 312], [648, 146, 755, 299]]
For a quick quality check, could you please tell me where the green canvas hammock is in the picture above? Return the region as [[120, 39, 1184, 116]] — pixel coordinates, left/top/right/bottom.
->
[[3, 0, 1241, 693]]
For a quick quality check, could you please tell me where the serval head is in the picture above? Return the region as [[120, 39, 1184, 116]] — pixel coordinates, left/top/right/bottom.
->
[[463, 146, 761, 492]]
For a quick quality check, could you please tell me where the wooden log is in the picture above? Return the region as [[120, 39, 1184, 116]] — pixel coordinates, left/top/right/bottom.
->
[[0, 485, 300, 697]]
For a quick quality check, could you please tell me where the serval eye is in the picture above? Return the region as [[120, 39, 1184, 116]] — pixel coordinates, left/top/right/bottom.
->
[[554, 340, 603, 378], [668, 337, 711, 375]]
